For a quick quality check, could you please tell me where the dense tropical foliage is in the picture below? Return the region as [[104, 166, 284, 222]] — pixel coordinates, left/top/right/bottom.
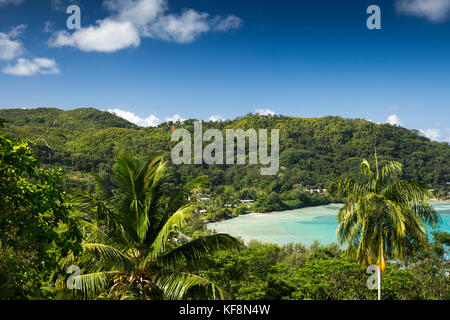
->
[[0, 108, 449, 300], [1, 108, 448, 217], [196, 238, 449, 300], [328, 152, 441, 272], [54, 153, 240, 300], [0, 135, 81, 299]]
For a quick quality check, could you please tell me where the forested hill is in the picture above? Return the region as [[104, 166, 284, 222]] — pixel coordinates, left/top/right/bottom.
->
[[1, 108, 449, 205], [0, 108, 137, 130]]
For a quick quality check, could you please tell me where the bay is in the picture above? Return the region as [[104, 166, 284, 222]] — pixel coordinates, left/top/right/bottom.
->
[[206, 201, 450, 246]]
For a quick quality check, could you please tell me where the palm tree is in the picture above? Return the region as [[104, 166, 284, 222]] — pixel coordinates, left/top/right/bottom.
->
[[56, 153, 240, 300], [328, 149, 441, 300]]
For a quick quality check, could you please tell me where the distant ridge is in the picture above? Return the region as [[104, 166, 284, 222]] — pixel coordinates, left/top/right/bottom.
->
[[1, 107, 449, 199], [0, 107, 137, 130]]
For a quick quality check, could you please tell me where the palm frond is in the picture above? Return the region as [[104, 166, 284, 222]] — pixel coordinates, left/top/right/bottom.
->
[[360, 159, 374, 178], [155, 272, 224, 300], [411, 202, 441, 227], [160, 234, 240, 266], [385, 200, 406, 238], [333, 154, 442, 272], [165, 175, 209, 214], [147, 205, 192, 261], [144, 155, 167, 190], [328, 178, 368, 200], [80, 243, 133, 272], [74, 271, 116, 299], [383, 180, 432, 204], [381, 161, 402, 181], [91, 171, 114, 200]]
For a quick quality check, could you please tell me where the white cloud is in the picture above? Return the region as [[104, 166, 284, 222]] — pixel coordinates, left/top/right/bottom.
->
[[107, 108, 187, 126], [105, 0, 166, 27], [420, 128, 441, 140], [255, 108, 276, 116], [0, 34, 22, 60], [420, 128, 450, 143], [8, 24, 26, 38], [2, 58, 60, 76], [396, 0, 450, 22], [445, 129, 450, 143], [0, 25, 26, 61], [0, 25, 59, 76], [107, 108, 161, 127], [148, 9, 212, 43], [212, 15, 242, 32], [208, 115, 224, 122], [0, 0, 24, 7], [50, 19, 141, 52], [49, 0, 242, 52], [386, 114, 402, 126], [165, 114, 185, 123]]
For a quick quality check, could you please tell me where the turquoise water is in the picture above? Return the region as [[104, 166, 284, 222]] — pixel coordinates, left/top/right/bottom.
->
[[206, 202, 450, 246]]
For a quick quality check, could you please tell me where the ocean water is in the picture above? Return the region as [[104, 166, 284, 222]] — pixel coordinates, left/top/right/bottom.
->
[[206, 202, 450, 246]]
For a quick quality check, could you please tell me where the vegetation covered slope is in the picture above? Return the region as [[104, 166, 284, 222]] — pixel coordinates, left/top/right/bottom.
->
[[0, 108, 137, 130], [1, 127, 448, 300], [1, 108, 449, 212]]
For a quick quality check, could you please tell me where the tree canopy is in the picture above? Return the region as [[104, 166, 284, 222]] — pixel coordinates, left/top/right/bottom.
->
[[0, 134, 82, 299]]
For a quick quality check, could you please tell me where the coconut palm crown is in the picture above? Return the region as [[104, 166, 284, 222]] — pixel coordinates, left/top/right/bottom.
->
[[57, 153, 239, 300], [328, 150, 441, 273]]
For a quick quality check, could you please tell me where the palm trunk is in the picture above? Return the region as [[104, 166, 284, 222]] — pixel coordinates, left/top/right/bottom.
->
[[376, 224, 384, 300], [377, 266, 382, 300], [375, 255, 384, 300]]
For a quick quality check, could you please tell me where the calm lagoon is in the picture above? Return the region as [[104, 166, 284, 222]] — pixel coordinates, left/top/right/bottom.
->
[[206, 202, 450, 246]]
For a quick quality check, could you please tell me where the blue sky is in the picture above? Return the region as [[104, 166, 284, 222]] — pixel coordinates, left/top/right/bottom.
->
[[0, 0, 449, 142]]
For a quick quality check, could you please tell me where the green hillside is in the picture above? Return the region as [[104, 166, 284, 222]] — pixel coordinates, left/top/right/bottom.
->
[[1, 108, 449, 214], [0, 108, 137, 130]]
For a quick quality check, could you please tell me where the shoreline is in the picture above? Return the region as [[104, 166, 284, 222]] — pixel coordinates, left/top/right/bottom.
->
[[205, 201, 450, 247], [206, 203, 343, 224], [205, 201, 336, 223], [206, 200, 450, 225], [245, 203, 343, 217]]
